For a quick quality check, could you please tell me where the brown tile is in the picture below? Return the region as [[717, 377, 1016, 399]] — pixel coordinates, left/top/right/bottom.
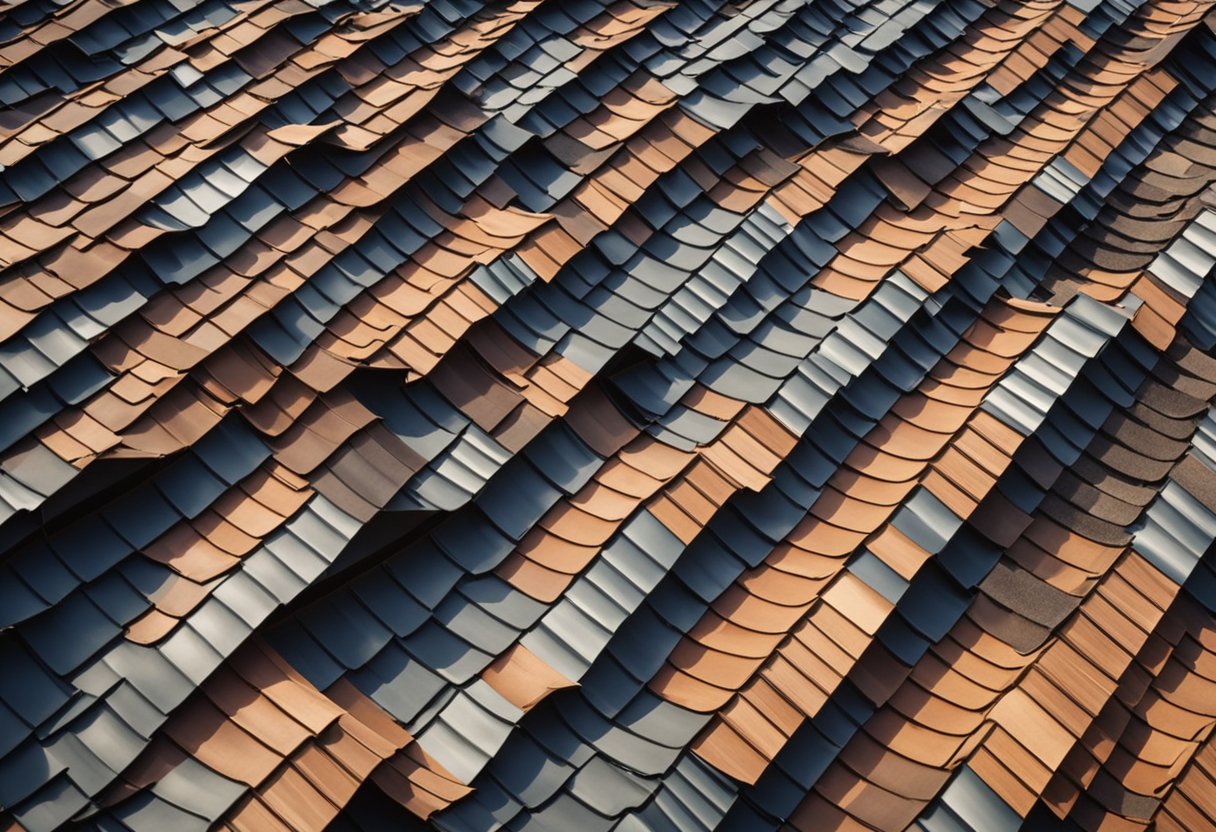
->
[[481, 642, 576, 710], [257, 765, 337, 830], [293, 744, 361, 806], [970, 742, 1042, 816], [498, 553, 572, 602], [125, 609, 179, 645], [816, 762, 925, 830], [205, 670, 313, 757], [864, 708, 968, 768], [690, 719, 769, 784], [232, 644, 343, 735], [820, 573, 892, 636], [649, 495, 703, 543], [839, 730, 950, 801], [737, 564, 828, 608], [846, 443, 929, 483], [322, 716, 391, 775], [166, 697, 284, 786], [144, 524, 241, 581], [222, 794, 294, 832], [688, 612, 784, 659], [810, 486, 894, 533], [649, 663, 733, 713], [538, 501, 618, 546], [713, 584, 810, 635], [786, 517, 867, 557]]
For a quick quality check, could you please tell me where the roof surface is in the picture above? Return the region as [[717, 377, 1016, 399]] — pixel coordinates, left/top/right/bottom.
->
[[3, 0, 1216, 829]]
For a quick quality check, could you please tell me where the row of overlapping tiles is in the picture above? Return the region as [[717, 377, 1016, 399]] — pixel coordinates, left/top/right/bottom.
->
[[3, 0, 1216, 828]]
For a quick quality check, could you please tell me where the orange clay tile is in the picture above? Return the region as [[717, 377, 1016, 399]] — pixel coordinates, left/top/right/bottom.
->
[[3, 0, 1216, 829], [481, 642, 577, 710]]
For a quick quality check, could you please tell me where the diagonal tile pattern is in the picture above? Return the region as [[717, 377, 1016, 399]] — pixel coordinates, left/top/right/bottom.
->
[[2, 0, 1216, 829]]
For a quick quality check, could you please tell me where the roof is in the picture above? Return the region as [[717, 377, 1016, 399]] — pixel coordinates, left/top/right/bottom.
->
[[2, 0, 1216, 829]]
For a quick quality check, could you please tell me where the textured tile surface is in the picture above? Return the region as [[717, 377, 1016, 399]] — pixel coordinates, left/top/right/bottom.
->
[[3, 0, 1216, 829]]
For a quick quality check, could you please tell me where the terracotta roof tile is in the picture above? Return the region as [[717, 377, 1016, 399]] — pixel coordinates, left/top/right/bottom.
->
[[5, 0, 1216, 828]]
